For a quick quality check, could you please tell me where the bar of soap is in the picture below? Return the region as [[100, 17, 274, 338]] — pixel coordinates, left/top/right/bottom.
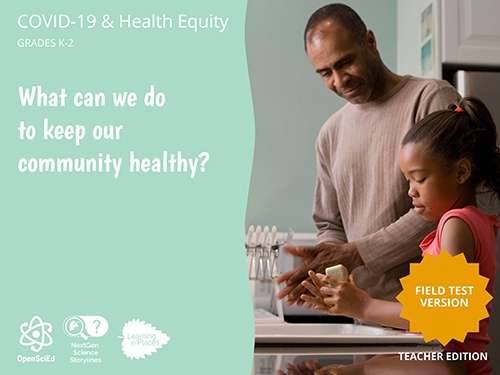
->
[[325, 264, 348, 287]]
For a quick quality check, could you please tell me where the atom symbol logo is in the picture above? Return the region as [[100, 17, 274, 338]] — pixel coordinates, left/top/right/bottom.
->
[[19, 316, 53, 352]]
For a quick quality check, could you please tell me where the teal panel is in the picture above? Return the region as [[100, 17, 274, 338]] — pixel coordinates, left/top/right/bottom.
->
[[0, 1, 254, 373]]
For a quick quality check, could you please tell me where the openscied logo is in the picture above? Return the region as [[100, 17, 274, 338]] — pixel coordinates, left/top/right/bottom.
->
[[19, 316, 53, 352]]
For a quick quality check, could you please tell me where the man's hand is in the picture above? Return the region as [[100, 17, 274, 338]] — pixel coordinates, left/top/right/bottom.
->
[[276, 242, 363, 306]]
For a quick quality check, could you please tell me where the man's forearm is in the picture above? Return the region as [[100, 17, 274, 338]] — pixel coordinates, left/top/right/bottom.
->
[[356, 209, 436, 276], [315, 219, 348, 245]]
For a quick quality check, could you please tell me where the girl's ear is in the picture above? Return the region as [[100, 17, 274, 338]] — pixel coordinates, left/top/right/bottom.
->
[[456, 158, 472, 184]]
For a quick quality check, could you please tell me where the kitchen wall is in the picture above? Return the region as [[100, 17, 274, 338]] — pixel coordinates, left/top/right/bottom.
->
[[244, 0, 398, 233], [397, 0, 440, 78]]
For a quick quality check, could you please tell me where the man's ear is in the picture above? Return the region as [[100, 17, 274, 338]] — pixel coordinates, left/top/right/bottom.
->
[[365, 30, 376, 50], [456, 158, 472, 184]]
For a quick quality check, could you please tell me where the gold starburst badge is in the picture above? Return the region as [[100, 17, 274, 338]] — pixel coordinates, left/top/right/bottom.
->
[[397, 250, 492, 345]]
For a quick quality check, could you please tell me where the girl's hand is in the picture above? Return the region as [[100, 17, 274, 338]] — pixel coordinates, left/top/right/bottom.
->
[[276, 359, 323, 375], [301, 271, 372, 320], [319, 273, 372, 320], [300, 271, 330, 310], [314, 364, 346, 375]]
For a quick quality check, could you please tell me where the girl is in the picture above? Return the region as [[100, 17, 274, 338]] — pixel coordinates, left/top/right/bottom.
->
[[301, 97, 499, 374]]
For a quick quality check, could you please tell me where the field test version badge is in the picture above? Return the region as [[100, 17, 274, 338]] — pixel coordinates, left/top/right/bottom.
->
[[397, 251, 492, 345]]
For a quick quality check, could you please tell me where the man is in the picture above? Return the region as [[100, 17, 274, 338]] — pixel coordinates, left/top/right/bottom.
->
[[277, 4, 460, 308]]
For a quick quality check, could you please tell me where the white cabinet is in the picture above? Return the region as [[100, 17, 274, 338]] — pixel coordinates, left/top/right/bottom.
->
[[442, 0, 500, 65], [397, 0, 500, 78]]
